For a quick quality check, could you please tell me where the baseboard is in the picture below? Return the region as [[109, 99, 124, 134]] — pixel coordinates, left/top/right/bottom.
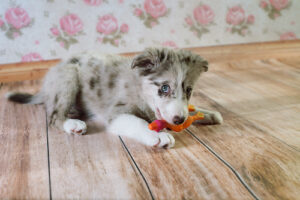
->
[[1, 40, 299, 83]]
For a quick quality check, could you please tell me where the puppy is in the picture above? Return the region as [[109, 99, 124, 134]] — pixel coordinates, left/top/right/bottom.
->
[[6, 48, 223, 148]]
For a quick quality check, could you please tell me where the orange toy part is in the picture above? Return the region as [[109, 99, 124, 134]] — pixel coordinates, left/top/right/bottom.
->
[[149, 105, 204, 132], [165, 112, 204, 132], [188, 104, 196, 112]]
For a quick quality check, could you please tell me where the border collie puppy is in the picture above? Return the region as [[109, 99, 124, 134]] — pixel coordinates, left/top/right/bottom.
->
[[6, 48, 223, 148]]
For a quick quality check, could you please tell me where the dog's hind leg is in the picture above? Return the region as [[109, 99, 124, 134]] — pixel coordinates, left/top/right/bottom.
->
[[44, 64, 87, 135], [193, 107, 223, 125]]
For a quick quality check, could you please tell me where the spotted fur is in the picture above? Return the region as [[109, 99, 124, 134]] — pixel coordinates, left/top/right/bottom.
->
[[6, 48, 223, 148]]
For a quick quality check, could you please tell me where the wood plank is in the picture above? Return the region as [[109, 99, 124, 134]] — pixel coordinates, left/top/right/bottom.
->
[[1, 40, 300, 83], [121, 131, 254, 200], [245, 60, 300, 89], [1, 41, 299, 200], [277, 57, 300, 69], [0, 60, 59, 83], [0, 81, 50, 199], [188, 89, 300, 200], [0, 69, 49, 83], [196, 63, 300, 115], [243, 104, 300, 151], [209, 58, 300, 75], [189, 40, 300, 63], [48, 125, 152, 199], [193, 73, 283, 115], [123, 40, 300, 63], [216, 66, 300, 96], [191, 73, 300, 149]]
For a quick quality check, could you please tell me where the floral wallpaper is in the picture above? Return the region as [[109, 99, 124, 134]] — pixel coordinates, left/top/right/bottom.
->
[[0, 0, 299, 64]]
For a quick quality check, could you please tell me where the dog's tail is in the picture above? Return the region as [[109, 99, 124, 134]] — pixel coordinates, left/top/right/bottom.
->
[[5, 92, 43, 104]]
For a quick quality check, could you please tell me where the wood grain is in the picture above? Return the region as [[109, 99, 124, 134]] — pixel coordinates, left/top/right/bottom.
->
[[196, 63, 300, 115], [243, 104, 300, 151], [277, 57, 300, 70], [193, 57, 300, 150], [47, 126, 152, 199], [189, 40, 300, 63], [0, 81, 50, 199], [1, 40, 299, 82], [248, 59, 300, 90], [0, 59, 59, 82], [121, 131, 254, 200], [122, 40, 300, 63], [188, 119, 300, 200], [188, 69, 300, 199], [1, 41, 300, 199]]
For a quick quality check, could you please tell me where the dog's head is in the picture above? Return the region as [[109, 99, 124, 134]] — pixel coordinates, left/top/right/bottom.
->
[[132, 48, 208, 125]]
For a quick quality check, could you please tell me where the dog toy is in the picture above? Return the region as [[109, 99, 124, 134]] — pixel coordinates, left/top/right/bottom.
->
[[149, 105, 204, 132]]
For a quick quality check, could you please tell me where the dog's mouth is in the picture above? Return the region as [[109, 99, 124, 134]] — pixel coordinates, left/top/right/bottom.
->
[[155, 108, 163, 120]]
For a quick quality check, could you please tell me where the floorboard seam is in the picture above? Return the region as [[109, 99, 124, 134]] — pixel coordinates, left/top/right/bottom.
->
[[196, 91, 300, 152], [45, 111, 52, 200], [119, 136, 155, 200], [186, 129, 260, 200]]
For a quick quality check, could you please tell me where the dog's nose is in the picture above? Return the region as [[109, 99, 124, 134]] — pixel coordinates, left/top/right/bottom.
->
[[173, 116, 185, 125]]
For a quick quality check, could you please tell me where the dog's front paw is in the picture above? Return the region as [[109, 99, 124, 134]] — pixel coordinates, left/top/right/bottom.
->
[[211, 112, 223, 124], [211, 111, 223, 124], [195, 111, 223, 125], [154, 132, 175, 149], [63, 119, 87, 135]]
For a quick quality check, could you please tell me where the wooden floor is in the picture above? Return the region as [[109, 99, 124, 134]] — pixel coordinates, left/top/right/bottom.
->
[[0, 41, 300, 199]]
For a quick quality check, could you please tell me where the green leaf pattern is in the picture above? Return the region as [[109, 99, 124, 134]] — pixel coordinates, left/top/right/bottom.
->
[[0, 14, 33, 40], [260, 0, 292, 20]]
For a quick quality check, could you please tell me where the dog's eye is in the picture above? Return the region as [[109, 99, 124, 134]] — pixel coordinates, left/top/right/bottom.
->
[[186, 87, 192, 99], [186, 87, 192, 94], [161, 84, 170, 94]]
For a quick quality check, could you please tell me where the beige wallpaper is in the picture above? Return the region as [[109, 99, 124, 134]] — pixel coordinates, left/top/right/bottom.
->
[[0, 0, 299, 64]]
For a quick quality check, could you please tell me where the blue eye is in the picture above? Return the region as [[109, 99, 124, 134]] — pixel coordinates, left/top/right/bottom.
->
[[161, 84, 170, 94]]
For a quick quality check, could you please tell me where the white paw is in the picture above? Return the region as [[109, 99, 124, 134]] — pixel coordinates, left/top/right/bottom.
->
[[154, 132, 175, 149], [63, 119, 87, 135], [5, 92, 13, 99], [212, 111, 223, 124]]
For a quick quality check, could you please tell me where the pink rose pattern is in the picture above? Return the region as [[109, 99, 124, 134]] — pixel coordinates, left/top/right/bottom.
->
[[120, 24, 129, 33], [0, 18, 4, 27], [133, 0, 169, 28], [60, 14, 83, 36], [280, 32, 297, 40], [50, 13, 85, 50], [83, 0, 103, 6], [97, 14, 118, 35], [184, 4, 215, 39], [226, 6, 255, 36], [162, 41, 178, 48], [260, 0, 291, 19], [0, 1, 298, 64], [21, 53, 43, 63], [0, 7, 33, 40], [96, 14, 129, 47]]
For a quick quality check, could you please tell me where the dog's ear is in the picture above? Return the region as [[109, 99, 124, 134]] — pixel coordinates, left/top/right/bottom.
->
[[131, 48, 166, 76], [179, 50, 208, 73], [131, 51, 155, 70], [132, 48, 174, 69], [199, 59, 208, 72]]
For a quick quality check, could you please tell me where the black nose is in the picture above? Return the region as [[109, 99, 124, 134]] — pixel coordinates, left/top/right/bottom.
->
[[173, 116, 185, 125]]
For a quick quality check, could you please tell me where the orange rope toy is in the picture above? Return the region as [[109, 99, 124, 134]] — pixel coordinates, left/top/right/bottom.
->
[[148, 105, 204, 132]]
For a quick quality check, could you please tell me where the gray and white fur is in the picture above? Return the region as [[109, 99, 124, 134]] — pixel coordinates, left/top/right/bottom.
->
[[6, 48, 223, 148]]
